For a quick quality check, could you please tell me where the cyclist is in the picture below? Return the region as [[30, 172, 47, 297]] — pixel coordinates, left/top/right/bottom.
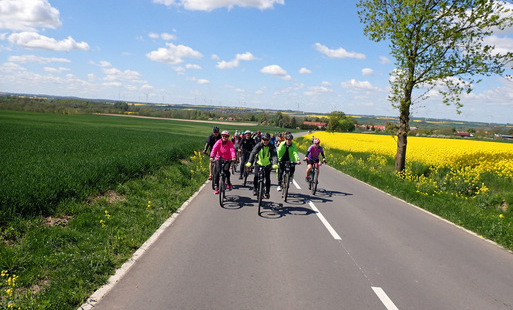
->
[[203, 126, 221, 180], [246, 132, 278, 199], [238, 130, 256, 180], [253, 130, 262, 144], [276, 133, 301, 191], [210, 130, 236, 194], [305, 138, 326, 182], [277, 133, 285, 146]]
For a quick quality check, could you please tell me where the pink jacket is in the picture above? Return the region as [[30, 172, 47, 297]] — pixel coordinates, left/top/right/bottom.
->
[[210, 139, 236, 161]]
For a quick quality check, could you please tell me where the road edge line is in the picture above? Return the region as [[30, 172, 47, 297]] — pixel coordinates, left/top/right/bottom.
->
[[78, 181, 209, 310], [324, 164, 513, 255]]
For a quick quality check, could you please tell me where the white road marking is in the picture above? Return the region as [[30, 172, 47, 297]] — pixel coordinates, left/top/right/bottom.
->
[[292, 179, 301, 189], [372, 287, 399, 310], [308, 200, 342, 240]]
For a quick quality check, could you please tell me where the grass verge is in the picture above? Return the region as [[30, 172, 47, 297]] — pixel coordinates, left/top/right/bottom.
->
[[0, 152, 209, 309], [296, 136, 513, 251]]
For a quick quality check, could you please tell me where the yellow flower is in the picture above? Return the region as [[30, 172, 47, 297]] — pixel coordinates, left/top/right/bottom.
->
[[6, 288, 13, 297], [499, 214, 505, 219]]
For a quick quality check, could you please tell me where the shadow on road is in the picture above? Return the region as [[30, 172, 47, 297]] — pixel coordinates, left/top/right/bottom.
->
[[222, 194, 253, 210]]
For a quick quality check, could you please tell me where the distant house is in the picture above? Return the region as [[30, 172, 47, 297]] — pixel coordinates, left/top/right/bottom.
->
[[455, 132, 473, 137], [303, 121, 326, 129]]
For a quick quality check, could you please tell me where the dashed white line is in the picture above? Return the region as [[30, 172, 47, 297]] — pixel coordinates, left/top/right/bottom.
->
[[307, 200, 342, 240], [292, 179, 301, 189], [372, 287, 399, 310]]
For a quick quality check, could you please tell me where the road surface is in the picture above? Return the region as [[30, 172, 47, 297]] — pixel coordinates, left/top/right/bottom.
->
[[86, 160, 513, 309]]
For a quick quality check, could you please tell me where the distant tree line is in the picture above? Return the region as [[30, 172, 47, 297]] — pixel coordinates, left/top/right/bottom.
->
[[0, 95, 361, 132]]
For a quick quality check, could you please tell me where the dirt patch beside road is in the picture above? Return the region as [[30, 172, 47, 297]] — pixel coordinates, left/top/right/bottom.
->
[[99, 113, 258, 127]]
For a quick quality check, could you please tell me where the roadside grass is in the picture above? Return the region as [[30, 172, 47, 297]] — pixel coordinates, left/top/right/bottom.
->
[[0, 152, 209, 309], [296, 137, 513, 251], [0, 110, 222, 309]]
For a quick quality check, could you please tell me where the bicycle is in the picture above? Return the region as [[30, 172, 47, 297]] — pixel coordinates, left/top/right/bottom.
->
[[306, 160, 325, 195], [231, 152, 239, 174], [214, 157, 231, 207], [256, 165, 272, 215], [280, 161, 297, 202], [241, 150, 252, 187]]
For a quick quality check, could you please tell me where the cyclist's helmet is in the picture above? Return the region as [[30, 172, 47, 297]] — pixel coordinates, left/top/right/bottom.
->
[[256, 130, 261, 134], [262, 132, 271, 140], [285, 133, 293, 140], [221, 130, 229, 136], [245, 130, 251, 135], [213, 126, 220, 133], [313, 138, 320, 144]]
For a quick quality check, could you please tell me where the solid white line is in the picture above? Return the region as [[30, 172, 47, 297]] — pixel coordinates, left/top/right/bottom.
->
[[372, 287, 399, 310], [292, 179, 301, 189], [308, 200, 341, 240]]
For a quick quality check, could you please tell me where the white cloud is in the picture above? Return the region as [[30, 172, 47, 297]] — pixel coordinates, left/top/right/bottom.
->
[[304, 86, 332, 96], [379, 56, 391, 64], [260, 64, 291, 80], [8, 55, 70, 64], [161, 32, 176, 41], [0, 62, 26, 73], [188, 76, 210, 84], [314, 43, 365, 60], [341, 79, 378, 91], [43, 66, 70, 73], [0, 0, 61, 31], [8, 32, 89, 51], [185, 64, 202, 69], [299, 67, 312, 74], [484, 35, 513, 54], [153, 0, 284, 11], [141, 84, 154, 91], [149, 32, 176, 41], [216, 51, 255, 69], [321, 81, 331, 87], [146, 43, 202, 64], [103, 67, 143, 82], [362, 68, 374, 76]]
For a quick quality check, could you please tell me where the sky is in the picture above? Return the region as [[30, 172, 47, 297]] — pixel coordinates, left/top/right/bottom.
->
[[1, 0, 513, 124]]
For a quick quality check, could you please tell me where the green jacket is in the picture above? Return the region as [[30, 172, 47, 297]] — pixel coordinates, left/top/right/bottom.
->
[[277, 141, 300, 162], [248, 142, 278, 166]]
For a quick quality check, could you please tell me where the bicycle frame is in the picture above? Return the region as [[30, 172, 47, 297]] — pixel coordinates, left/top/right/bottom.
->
[[307, 161, 323, 195], [256, 165, 271, 215], [215, 157, 231, 207], [281, 161, 296, 202]]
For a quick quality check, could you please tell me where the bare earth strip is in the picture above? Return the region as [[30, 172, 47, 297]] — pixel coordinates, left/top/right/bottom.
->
[[98, 113, 258, 127]]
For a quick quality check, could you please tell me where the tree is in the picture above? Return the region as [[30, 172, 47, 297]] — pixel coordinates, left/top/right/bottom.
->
[[357, 0, 513, 172]]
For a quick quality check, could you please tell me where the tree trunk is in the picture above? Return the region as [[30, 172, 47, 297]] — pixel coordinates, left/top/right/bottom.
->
[[395, 88, 412, 172], [395, 121, 408, 172]]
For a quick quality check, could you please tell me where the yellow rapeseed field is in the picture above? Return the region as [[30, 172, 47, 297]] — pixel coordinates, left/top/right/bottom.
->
[[306, 132, 513, 179]]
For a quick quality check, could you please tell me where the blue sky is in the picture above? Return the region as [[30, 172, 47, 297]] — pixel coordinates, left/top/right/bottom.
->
[[1, 0, 513, 124]]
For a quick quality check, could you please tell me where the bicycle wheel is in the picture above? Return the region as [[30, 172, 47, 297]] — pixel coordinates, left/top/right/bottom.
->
[[312, 169, 318, 195], [243, 167, 248, 187], [257, 179, 264, 215], [219, 175, 225, 207], [211, 163, 217, 190], [283, 172, 289, 202]]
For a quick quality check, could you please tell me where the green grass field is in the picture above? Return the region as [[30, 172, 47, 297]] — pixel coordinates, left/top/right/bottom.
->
[[0, 110, 250, 309], [0, 111, 251, 222]]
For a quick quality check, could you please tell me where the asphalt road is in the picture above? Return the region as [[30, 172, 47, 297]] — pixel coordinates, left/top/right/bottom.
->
[[88, 160, 513, 310]]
